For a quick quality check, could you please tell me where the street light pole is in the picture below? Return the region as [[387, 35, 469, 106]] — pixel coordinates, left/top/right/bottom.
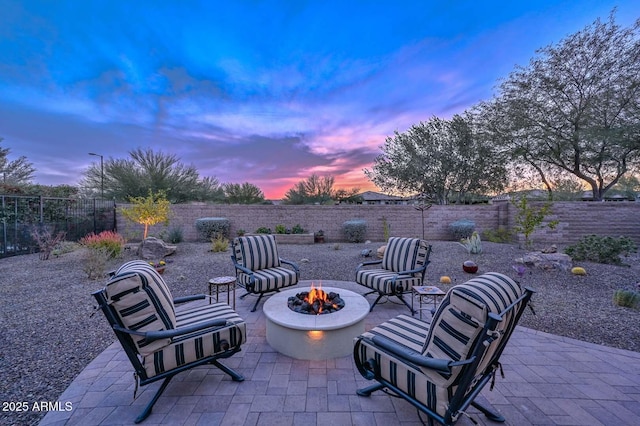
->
[[88, 152, 104, 199]]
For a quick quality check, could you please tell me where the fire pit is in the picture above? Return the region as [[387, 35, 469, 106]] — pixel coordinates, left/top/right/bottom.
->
[[263, 281, 369, 360], [287, 284, 345, 314]]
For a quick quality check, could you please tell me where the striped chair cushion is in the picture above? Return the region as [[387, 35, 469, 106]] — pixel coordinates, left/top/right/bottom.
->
[[105, 260, 176, 357], [142, 301, 247, 378], [237, 266, 298, 293], [355, 269, 422, 294], [354, 273, 524, 417], [233, 235, 281, 271], [382, 237, 428, 274], [422, 272, 524, 385], [355, 315, 451, 416]]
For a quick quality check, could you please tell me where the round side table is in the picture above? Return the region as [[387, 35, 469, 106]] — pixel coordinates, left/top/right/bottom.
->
[[208, 276, 236, 309]]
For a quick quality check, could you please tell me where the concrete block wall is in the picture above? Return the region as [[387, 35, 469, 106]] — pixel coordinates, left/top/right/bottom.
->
[[115, 201, 640, 245]]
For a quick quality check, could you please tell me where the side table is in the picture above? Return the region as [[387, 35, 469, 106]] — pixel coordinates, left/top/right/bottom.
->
[[412, 285, 446, 320], [208, 276, 236, 309]]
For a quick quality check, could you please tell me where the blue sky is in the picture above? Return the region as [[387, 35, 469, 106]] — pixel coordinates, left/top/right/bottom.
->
[[1, 1, 638, 198]]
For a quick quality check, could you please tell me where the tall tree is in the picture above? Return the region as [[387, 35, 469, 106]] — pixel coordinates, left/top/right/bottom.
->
[[83, 148, 224, 203], [365, 115, 507, 204], [223, 182, 266, 204], [476, 12, 640, 201], [282, 174, 359, 204], [0, 138, 35, 186]]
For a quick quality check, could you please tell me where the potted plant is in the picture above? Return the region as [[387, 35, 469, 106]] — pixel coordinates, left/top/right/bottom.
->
[[149, 260, 167, 274], [314, 230, 325, 243]]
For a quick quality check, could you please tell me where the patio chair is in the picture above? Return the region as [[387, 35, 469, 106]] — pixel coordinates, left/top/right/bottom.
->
[[231, 234, 300, 312], [353, 272, 535, 426], [92, 260, 246, 424], [355, 237, 432, 313]]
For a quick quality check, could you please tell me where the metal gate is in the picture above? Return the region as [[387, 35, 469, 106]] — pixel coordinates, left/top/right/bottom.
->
[[0, 195, 116, 258]]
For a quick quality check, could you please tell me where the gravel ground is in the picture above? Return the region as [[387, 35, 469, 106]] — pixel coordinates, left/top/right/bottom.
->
[[1, 240, 639, 425]]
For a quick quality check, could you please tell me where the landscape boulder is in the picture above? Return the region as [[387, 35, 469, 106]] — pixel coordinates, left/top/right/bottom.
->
[[515, 252, 572, 271], [138, 237, 177, 260]]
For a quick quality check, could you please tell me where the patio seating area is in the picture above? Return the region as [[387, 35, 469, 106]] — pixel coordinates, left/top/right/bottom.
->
[[41, 278, 640, 425]]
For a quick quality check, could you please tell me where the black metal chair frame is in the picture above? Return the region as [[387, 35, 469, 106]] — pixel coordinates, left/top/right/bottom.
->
[[354, 286, 535, 426], [231, 254, 300, 312], [92, 290, 245, 423], [356, 244, 432, 314]]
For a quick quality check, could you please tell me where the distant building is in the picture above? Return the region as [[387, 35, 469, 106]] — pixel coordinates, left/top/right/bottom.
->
[[356, 191, 411, 205]]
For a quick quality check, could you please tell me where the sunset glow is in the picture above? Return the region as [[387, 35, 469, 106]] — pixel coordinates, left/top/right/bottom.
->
[[1, 1, 638, 199]]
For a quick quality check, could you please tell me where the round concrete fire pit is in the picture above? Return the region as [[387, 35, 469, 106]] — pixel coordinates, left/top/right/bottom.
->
[[263, 282, 369, 360]]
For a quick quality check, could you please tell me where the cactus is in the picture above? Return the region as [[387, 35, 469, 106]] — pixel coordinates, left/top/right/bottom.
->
[[459, 231, 483, 254], [612, 289, 639, 309]]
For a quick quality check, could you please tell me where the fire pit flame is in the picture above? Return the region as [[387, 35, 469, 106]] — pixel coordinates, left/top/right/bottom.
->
[[288, 283, 346, 315]]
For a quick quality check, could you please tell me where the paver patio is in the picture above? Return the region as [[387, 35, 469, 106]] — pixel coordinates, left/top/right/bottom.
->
[[40, 281, 640, 426]]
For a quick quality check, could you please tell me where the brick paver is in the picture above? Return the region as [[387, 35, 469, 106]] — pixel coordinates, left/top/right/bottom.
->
[[41, 281, 640, 425]]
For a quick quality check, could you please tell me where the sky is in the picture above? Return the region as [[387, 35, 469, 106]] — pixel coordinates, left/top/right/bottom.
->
[[1, 1, 639, 199]]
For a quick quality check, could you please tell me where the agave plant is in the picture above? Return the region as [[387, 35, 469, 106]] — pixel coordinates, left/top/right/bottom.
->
[[459, 231, 483, 254]]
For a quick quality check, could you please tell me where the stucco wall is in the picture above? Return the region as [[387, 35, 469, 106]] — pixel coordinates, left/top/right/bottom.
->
[[115, 201, 640, 246]]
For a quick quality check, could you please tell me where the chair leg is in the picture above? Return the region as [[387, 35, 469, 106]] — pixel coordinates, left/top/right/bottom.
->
[[369, 293, 385, 312], [396, 293, 416, 315], [356, 382, 385, 396], [212, 359, 245, 382], [134, 376, 173, 424], [471, 400, 505, 422], [250, 293, 264, 312]]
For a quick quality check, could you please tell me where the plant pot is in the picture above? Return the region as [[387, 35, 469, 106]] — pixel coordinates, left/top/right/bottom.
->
[[462, 261, 478, 274]]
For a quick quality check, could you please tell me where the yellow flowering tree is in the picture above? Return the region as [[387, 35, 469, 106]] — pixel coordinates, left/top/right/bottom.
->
[[121, 190, 171, 239]]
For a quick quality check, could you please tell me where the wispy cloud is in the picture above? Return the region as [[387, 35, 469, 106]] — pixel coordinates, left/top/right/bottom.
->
[[1, 0, 638, 198]]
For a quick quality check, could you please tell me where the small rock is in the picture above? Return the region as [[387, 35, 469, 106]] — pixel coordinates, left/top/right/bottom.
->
[[540, 244, 558, 254]]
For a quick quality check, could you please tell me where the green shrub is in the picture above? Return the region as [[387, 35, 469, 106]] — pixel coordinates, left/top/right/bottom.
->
[[448, 219, 475, 240], [482, 228, 513, 243], [210, 235, 230, 253], [613, 289, 639, 309], [82, 246, 111, 279], [292, 224, 305, 234], [255, 226, 271, 234], [275, 224, 287, 234], [165, 226, 183, 244], [342, 219, 367, 242], [195, 217, 230, 240], [52, 241, 81, 257], [79, 230, 125, 258], [564, 235, 637, 265]]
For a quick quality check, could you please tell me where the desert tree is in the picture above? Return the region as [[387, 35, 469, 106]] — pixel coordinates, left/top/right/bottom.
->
[[0, 137, 35, 187], [120, 190, 171, 239], [365, 115, 507, 204], [475, 11, 640, 201], [223, 182, 266, 204], [282, 174, 360, 204], [83, 148, 224, 203]]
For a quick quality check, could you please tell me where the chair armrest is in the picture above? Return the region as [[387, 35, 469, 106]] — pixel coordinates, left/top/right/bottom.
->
[[280, 258, 300, 272], [356, 259, 382, 271], [233, 262, 254, 276], [113, 318, 230, 342], [394, 264, 426, 276], [368, 335, 474, 375], [173, 294, 206, 304]]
